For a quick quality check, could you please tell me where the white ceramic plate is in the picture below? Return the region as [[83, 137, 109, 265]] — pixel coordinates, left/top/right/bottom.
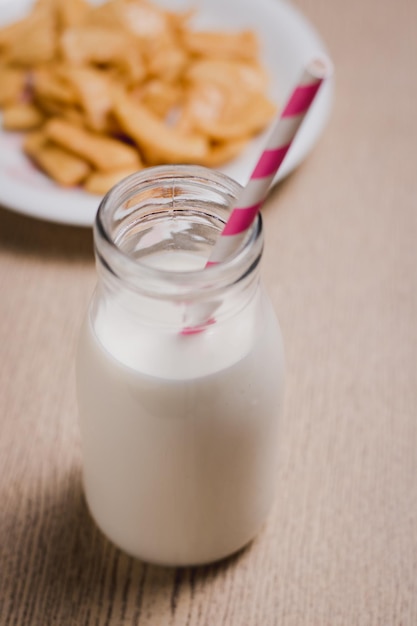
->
[[0, 0, 333, 227]]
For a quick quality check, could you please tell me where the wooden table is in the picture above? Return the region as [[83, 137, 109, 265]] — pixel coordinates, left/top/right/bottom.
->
[[1, 0, 416, 623]]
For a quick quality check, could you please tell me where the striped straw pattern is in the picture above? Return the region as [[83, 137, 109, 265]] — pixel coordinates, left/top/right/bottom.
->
[[207, 57, 331, 266]]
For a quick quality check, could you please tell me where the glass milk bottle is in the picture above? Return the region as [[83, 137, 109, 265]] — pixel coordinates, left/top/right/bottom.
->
[[76, 165, 284, 566]]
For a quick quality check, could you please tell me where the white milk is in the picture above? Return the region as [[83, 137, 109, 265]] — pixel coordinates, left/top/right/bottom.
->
[[76, 252, 284, 566]]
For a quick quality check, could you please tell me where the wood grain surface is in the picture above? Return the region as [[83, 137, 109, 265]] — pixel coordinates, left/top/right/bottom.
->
[[1, 0, 417, 623]]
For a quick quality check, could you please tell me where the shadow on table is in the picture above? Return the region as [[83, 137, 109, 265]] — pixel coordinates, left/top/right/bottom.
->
[[2, 467, 250, 624], [0, 204, 94, 263]]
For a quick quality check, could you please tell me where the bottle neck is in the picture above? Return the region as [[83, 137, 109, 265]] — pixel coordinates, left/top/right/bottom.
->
[[93, 166, 264, 330]]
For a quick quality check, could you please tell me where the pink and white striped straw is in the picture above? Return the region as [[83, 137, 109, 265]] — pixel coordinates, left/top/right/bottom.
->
[[207, 56, 332, 267], [181, 57, 331, 334]]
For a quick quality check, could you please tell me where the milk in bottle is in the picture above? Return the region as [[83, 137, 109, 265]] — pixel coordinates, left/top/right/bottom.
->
[[76, 166, 284, 566]]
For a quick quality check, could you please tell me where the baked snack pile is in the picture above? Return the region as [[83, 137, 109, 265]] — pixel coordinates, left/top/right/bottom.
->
[[0, 0, 277, 194]]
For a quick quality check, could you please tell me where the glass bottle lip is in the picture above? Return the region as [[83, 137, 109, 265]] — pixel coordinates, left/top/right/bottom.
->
[[94, 165, 263, 298]]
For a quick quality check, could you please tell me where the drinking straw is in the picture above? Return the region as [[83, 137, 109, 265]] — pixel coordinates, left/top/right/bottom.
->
[[206, 56, 332, 267], [182, 56, 332, 334]]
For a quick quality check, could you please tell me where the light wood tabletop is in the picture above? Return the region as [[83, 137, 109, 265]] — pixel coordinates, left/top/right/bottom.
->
[[1, 0, 416, 623]]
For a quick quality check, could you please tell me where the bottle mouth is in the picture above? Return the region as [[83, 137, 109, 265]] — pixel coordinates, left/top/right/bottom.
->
[[94, 165, 263, 299]]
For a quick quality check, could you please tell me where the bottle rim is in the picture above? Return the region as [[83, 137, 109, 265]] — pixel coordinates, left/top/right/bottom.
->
[[94, 165, 263, 299]]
